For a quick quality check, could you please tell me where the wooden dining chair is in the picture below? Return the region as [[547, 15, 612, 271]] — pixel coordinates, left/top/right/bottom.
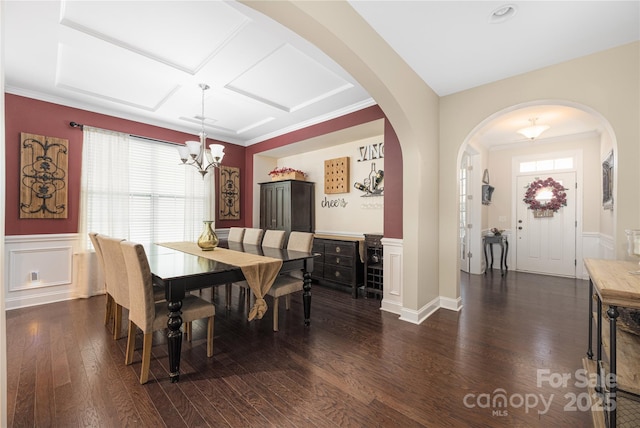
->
[[239, 231, 314, 331], [89, 232, 113, 328], [121, 241, 215, 384]]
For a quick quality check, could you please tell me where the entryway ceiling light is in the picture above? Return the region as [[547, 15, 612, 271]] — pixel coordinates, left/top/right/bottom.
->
[[517, 118, 550, 140]]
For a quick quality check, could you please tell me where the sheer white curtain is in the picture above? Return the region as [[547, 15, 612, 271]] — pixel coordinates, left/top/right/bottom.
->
[[76, 127, 131, 297], [76, 127, 207, 297]]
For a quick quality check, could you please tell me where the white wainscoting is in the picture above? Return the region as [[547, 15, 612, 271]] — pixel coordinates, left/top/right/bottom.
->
[[380, 237, 402, 315], [599, 233, 615, 260], [4, 234, 81, 310], [580, 232, 601, 279]]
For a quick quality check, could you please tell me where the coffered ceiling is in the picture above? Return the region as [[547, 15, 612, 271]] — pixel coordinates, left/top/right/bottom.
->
[[3, 1, 639, 148]]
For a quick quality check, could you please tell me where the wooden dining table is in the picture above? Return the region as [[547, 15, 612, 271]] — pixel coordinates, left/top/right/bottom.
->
[[146, 241, 316, 383]]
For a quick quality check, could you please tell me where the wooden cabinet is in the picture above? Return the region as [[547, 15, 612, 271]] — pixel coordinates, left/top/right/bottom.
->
[[363, 233, 383, 299], [259, 180, 314, 234], [312, 237, 364, 298]]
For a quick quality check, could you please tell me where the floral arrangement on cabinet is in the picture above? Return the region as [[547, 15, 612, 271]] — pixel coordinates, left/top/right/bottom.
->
[[268, 167, 307, 181]]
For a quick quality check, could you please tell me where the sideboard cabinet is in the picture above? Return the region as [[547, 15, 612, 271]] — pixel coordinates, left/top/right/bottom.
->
[[259, 180, 315, 234], [312, 236, 364, 298]]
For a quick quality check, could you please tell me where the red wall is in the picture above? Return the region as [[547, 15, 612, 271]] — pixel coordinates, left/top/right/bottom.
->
[[383, 118, 403, 239], [244, 105, 403, 239], [5, 95, 403, 238], [4, 94, 245, 235]]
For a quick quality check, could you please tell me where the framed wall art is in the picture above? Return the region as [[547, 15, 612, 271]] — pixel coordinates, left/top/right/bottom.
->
[[219, 166, 240, 220], [20, 132, 68, 219]]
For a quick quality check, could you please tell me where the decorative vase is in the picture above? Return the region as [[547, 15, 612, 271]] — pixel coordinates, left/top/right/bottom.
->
[[197, 220, 218, 251]]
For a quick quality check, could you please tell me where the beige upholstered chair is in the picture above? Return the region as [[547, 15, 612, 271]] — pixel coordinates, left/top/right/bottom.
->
[[261, 229, 286, 249], [242, 228, 264, 245], [227, 227, 245, 243], [216, 227, 246, 306], [240, 231, 314, 331], [96, 235, 129, 340], [121, 241, 215, 384], [89, 232, 113, 327], [224, 228, 266, 308], [236, 229, 287, 307], [216, 227, 247, 307], [96, 235, 164, 340]]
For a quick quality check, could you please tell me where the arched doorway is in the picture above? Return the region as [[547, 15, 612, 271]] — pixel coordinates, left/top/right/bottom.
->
[[458, 102, 617, 279]]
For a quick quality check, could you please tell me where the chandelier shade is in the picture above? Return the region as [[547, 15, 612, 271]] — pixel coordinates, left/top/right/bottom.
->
[[517, 118, 550, 140], [178, 83, 224, 177]]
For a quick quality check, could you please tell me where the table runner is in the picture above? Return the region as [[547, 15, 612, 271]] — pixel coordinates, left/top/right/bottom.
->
[[157, 242, 283, 321]]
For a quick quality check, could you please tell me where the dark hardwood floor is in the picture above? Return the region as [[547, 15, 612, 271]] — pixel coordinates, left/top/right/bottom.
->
[[7, 270, 594, 427]]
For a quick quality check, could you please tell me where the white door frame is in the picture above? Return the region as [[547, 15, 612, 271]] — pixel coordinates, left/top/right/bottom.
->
[[510, 149, 584, 278]]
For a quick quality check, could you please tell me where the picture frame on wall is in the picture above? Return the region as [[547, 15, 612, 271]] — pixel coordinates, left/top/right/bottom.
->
[[482, 184, 495, 205], [602, 150, 614, 210]]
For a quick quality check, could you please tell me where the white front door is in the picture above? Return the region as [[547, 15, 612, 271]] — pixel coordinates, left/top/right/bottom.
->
[[515, 172, 576, 277]]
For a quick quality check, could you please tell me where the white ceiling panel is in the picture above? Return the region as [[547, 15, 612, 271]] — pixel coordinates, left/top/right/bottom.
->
[[180, 87, 277, 136], [56, 35, 184, 111], [225, 44, 354, 112], [59, 0, 249, 74]]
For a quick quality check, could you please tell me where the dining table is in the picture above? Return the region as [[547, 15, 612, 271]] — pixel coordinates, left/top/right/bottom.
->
[[146, 240, 316, 383]]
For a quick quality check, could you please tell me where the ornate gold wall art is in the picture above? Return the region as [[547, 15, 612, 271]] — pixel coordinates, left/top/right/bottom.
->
[[219, 166, 240, 220], [20, 132, 68, 219]]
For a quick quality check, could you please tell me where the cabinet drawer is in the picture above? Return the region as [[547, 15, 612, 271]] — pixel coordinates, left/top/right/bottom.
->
[[324, 253, 353, 268], [323, 265, 353, 285], [325, 242, 356, 257]]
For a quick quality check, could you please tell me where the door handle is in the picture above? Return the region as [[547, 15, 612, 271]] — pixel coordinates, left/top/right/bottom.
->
[[518, 220, 523, 223], [518, 227, 523, 230]]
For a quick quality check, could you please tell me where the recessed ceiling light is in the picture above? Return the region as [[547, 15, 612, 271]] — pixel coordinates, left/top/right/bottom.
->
[[489, 4, 517, 23]]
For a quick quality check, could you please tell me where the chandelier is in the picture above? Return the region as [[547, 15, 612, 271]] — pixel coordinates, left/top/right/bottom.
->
[[177, 83, 225, 177], [517, 117, 550, 141]]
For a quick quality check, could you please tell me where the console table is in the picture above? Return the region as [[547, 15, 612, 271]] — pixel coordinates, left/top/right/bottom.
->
[[584, 259, 640, 427], [483, 234, 508, 275]]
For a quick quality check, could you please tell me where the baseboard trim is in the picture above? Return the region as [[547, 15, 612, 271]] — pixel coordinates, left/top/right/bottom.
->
[[399, 296, 440, 324], [440, 296, 463, 311], [5, 290, 78, 311]]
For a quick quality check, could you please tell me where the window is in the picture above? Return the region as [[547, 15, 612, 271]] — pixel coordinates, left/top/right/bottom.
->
[[459, 153, 470, 261], [80, 128, 206, 249], [519, 157, 573, 173], [127, 137, 205, 243]]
